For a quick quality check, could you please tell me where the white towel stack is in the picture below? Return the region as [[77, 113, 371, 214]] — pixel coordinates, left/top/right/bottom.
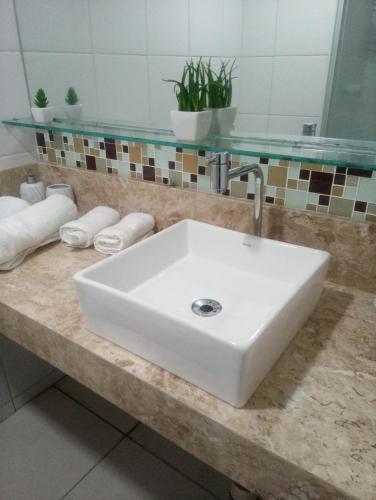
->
[[0, 196, 30, 221], [94, 212, 155, 254], [0, 194, 77, 271], [60, 206, 120, 248]]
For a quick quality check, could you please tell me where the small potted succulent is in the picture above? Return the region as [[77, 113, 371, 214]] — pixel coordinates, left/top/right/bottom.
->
[[31, 88, 55, 123], [164, 59, 212, 141], [64, 87, 82, 121], [206, 59, 237, 135]]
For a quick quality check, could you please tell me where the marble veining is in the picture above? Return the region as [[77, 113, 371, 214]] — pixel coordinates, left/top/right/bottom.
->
[[0, 244, 374, 499], [0, 164, 375, 498], [3, 163, 373, 293]]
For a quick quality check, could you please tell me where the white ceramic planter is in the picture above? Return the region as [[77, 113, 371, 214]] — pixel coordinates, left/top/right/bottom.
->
[[170, 110, 212, 141], [31, 106, 55, 124], [208, 106, 237, 135], [64, 104, 83, 121]]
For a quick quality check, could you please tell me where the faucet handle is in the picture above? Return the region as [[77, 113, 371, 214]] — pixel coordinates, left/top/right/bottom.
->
[[207, 152, 230, 193], [207, 152, 229, 165], [207, 155, 217, 165]]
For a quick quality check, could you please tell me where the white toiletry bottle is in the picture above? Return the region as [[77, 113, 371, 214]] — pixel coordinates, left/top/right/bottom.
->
[[20, 171, 46, 204]]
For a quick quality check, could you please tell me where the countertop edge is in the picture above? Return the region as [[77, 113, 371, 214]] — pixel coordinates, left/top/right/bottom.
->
[[0, 294, 356, 500]]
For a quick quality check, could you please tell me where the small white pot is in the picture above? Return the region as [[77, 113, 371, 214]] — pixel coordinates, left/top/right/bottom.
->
[[31, 106, 55, 124], [46, 183, 74, 201], [170, 110, 212, 141], [64, 104, 83, 121], [208, 106, 237, 135]]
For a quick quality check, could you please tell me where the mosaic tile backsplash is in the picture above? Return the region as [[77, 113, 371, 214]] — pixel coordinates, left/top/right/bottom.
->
[[36, 131, 376, 222]]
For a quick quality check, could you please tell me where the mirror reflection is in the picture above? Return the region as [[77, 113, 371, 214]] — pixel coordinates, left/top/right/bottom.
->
[[14, 0, 376, 141]]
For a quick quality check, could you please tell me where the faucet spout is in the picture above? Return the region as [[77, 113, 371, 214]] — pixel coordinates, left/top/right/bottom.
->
[[209, 153, 264, 237], [228, 163, 264, 237]]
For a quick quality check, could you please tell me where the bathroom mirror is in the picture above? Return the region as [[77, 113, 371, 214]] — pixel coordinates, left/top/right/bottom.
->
[[13, 0, 376, 141]]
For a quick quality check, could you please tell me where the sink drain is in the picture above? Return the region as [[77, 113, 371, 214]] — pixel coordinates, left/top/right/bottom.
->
[[191, 299, 222, 317]]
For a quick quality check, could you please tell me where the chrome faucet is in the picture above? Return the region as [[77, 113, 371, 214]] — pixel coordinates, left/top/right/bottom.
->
[[209, 152, 264, 237]]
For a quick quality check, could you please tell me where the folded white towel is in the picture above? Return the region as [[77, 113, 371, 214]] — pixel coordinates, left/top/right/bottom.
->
[[60, 206, 120, 248], [0, 194, 77, 271], [0, 196, 30, 221], [94, 212, 155, 255]]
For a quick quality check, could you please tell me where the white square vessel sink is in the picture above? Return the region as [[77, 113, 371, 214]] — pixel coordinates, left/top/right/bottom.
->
[[74, 220, 329, 407]]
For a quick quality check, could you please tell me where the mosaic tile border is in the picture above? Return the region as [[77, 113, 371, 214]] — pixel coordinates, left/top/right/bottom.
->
[[35, 131, 376, 222]]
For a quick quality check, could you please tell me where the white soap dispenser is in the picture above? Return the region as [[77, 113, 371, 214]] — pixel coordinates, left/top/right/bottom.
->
[[20, 170, 46, 205]]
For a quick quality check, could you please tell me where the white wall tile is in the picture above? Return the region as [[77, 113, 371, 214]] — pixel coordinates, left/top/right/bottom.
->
[[0, 52, 30, 118], [275, 0, 338, 56], [24, 52, 98, 117], [148, 56, 186, 127], [190, 0, 223, 57], [230, 64, 240, 108], [0, 0, 19, 50], [239, 57, 273, 114], [0, 52, 30, 157], [57, 377, 137, 434], [9, 0, 336, 140], [0, 336, 55, 399], [235, 114, 269, 133], [95, 55, 149, 123], [0, 401, 14, 422], [270, 56, 329, 116], [0, 126, 30, 157], [0, 152, 35, 170], [12, 370, 62, 410], [268, 115, 321, 135], [147, 0, 189, 56], [223, 0, 243, 57], [0, 1, 31, 165], [242, 0, 278, 56], [15, 0, 91, 52], [131, 424, 231, 500], [89, 0, 147, 55], [0, 359, 10, 408]]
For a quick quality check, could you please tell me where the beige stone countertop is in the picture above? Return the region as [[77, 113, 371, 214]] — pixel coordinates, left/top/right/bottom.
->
[[0, 242, 374, 500]]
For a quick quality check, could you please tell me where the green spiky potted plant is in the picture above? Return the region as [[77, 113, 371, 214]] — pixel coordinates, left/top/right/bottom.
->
[[164, 59, 211, 141], [31, 88, 55, 123], [206, 59, 237, 135], [64, 87, 82, 121]]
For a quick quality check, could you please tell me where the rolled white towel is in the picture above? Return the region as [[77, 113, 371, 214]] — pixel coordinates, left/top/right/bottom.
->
[[94, 212, 155, 255], [0, 196, 30, 221], [60, 206, 120, 248], [0, 194, 77, 271]]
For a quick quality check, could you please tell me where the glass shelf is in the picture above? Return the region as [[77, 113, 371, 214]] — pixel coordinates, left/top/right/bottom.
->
[[3, 116, 376, 170]]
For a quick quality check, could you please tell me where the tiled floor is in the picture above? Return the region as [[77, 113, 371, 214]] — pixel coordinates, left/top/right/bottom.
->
[[0, 377, 232, 500]]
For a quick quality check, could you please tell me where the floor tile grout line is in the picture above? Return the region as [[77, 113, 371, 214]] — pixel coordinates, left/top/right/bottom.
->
[[55, 382, 223, 499], [0, 350, 16, 412], [126, 421, 140, 436], [2, 381, 224, 499], [59, 435, 126, 500], [54, 384, 135, 437], [2, 376, 65, 418], [126, 433, 223, 500], [12, 370, 64, 408]]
